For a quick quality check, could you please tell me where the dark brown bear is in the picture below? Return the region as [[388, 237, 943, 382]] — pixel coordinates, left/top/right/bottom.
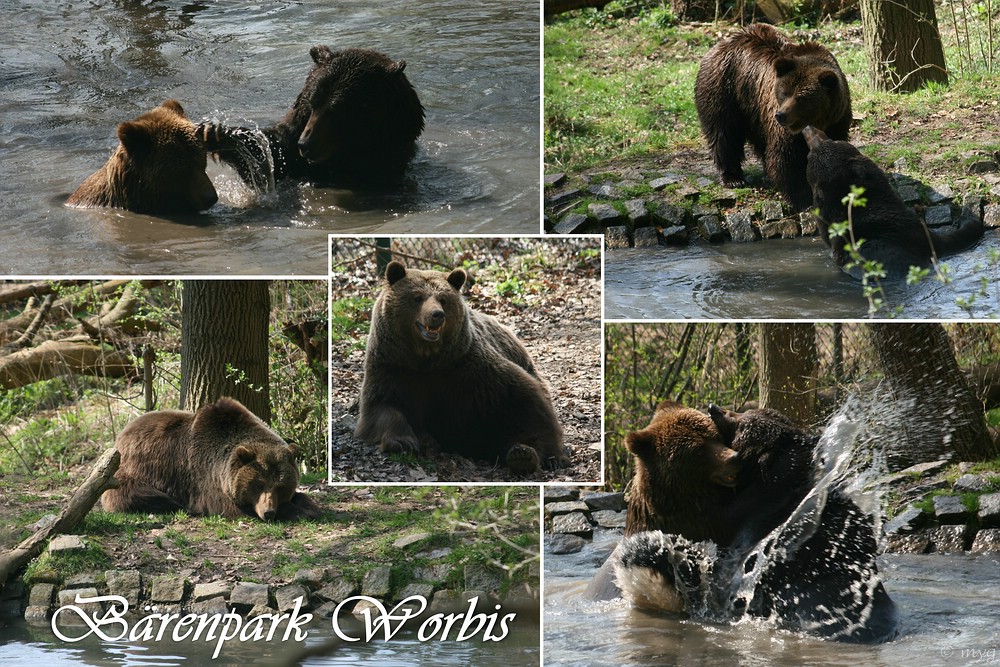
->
[[101, 397, 317, 521], [355, 261, 566, 476], [624, 401, 741, 540], [67, 100, 218, 213], [803, 126, 985, 279], [695, 23, 852, 210], [201, 46, 424, 188]]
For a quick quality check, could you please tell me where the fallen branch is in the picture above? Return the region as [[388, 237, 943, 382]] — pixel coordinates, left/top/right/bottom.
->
[[0, 448, 120, 586], [544, 0, 610, 16], [0, 339, 136, 389]]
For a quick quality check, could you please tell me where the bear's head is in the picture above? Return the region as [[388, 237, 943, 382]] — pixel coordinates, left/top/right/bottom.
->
[[624, 401, 741, 538], [296, 46, 425, 165], [228, 442, 301, 521], [772, 52, 847, 134], [708, 405, 816, 487], [69, 99, 218, 213], [380, 260, 469, 356], [802, 125, 896, 217]]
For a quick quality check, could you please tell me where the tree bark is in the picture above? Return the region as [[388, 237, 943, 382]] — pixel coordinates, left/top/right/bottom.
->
[[0, 448, 119, 586], [870, 323, 997, 469], [179, 280, 271, 422], [759, 323, 818, 425], [860, 0, 948, 92]]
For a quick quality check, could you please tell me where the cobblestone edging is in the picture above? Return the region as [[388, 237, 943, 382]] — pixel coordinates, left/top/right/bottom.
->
[[544, 169, 1000, 248]]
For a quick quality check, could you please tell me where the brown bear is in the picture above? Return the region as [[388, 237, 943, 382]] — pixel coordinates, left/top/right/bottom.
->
[[199, 46, 424, 189], [101, 397, 317, 521], [624, 401, 741, 541], [803, 125, 985, 279], [67, 100, 218, 214], [694, 23, 852, 211], [354, 260, 566, 475]]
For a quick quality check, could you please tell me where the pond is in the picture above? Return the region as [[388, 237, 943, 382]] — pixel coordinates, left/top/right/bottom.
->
[[605, 233, 1000, 319], [0, 0, 540, 276], [545, 530, 1000, 667]]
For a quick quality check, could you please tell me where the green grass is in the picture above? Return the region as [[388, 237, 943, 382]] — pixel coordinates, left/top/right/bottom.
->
[[330, 296, 373, 347]]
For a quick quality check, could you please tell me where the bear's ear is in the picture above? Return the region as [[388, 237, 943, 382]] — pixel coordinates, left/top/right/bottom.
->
[[389, 59, 407, 75], [774, 57, 796, 78], [447, 268, 467, 291], [117, 121, 154, 156], [310, 45, 334, 65], [818, 70, 841, 91], [234, 446, 256, 465], [625, 429, 656, 457], [386, 261, 407, 285], [161, 99, 186, 118], [286, 443, 299, 459]]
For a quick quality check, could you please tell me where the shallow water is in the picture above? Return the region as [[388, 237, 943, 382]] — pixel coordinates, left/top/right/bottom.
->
[[545, 531, 1000, 667], [0, 0, 540, 275], [0, 615, 540, 666], [605, 233, 1000, 319]]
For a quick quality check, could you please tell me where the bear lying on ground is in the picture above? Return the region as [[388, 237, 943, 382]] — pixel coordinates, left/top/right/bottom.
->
[[613, 404, 899, 643], [695, 23, 852, 211], [67, 100, 218, 214], [355, 261, 566, 476], [803, 125, 985, 279], [101, 397, 317, 521], [200, 46, 424, 189]]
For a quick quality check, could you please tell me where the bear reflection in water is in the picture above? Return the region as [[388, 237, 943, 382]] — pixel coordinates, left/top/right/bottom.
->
[[611, 402, 900, 644]]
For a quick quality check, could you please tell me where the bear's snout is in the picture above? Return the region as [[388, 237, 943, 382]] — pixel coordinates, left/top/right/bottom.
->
[[416, 307, 446, 341], [774, 110, 789, 126]]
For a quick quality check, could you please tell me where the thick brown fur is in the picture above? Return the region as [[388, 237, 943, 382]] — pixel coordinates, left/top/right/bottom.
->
[[694, 23, 852, 210], [101, 397, 318, 521], [624, 401, 740, 541], [201, 46, 424, 187], [67, 100, 217, 214], [803, 126, 984, 279], [355, 260, 566, 476]]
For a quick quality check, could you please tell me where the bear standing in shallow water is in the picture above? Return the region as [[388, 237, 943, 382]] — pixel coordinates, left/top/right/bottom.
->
[[68, 100, 218, 214], [202, 46, 425, 188], [695, 23, 852, 210], [355, 261, 567, 475], [101, 398, 317, 521]]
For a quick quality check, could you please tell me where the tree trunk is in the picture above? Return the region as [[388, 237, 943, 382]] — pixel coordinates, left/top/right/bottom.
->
[[860, 0, 948, 92], [759, 323, 818, 425], [179, 280, 271, 422], [870, 323, 997, 469]]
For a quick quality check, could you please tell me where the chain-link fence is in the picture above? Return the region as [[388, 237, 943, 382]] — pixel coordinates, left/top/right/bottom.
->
[[605, 322, 1000, 488]]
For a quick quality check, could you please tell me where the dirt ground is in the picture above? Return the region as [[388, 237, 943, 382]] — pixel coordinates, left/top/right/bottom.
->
[[329, 238, 604, 484]]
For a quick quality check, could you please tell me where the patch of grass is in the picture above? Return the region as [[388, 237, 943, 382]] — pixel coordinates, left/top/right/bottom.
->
[[330, 296, 373, 347], [23, 540, 112, 586]]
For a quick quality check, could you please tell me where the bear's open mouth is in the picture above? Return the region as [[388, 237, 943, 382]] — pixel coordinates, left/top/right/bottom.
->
[[416, 321, 442, 342]]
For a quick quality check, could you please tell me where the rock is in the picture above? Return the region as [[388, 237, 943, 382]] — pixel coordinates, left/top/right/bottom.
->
[[625, 198, 649, 225], [393, 533, 431, 549], [759, 218, 799, 239], [192, 581, 231, 602], [690, 203, 716, 218], [551, 512, 593, 538], [63, 573, 101, 588], [464, 565, 504, 594], [884, 506, 926, 534], [799, 210, 820, 236], [725, 209, 757, 242], [275, 583, 311, 612], [591, 510, 627, 529], [968, 160, 999, 174], [230, 582, 270, 609], [315, 579, 360, 604], [28, 583, 55, 609], [581, 491, 626, 512], [586, 183, 622, 199], [984, 204, 1000, 229], [48, 535, 86, 553], [105, 570, 142, 608], [962, 193, 984, 216], [247, 603, 276, 617], [927, 184, 954, 203], [761, 199, 784, 221], [661, 225, 688, 244], [547, 534, 585, 555], [313, 602, 339, 619], [675, 185, 701, 200], [58, 587, 100, 608], [554, 213, 589, 235], [190, 598, 229, 615], [413, 564, 452, 583], [697, 215, 725, 242], [954, 473, 989, 492], [896, 184, 920, 204], [544, 173, 566, 187], [24, 606, 50, 625], [969, 528, 1000, 553], [396, 583, 435, 602], [929, 525, 967, 553], [429, 589, 464, 613], [712, 190, 737, 208], [923, 204, 953, 227], [544, 487, 579, 503], [293, 569, 329, 588], [897, 460, 951, 477], [977, 492, 1000, 528], [546, 188, 582, 207], [545, 500, 589, 517], [604, 226, 630, 249], [150, 576, 186, 604], [362, 566, 393, 598], [589, 203, 626, 226], [933, 495, 968, 524], [649, 174, 684, 190], [633, 226, 659, 248], [651, 203, 685, 227], [884, 533, 930, 554]]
